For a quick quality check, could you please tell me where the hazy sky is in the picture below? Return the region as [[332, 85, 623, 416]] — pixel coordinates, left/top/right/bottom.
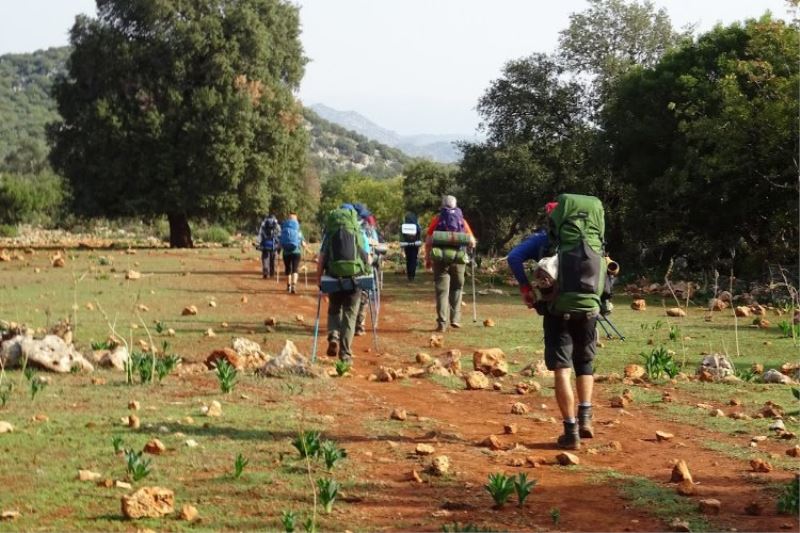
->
[[0, 0, 792, 135]]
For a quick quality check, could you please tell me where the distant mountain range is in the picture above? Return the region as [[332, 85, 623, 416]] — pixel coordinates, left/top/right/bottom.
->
[[310, 103, 474, 163]]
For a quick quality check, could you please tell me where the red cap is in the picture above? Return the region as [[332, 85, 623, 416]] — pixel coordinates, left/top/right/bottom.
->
[[545, 202, 558, 215]]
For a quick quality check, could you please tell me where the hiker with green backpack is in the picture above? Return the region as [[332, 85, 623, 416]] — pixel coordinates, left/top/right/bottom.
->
[[424, 195, 476, 333], [315, 204, 373, 362], [507, 194, 614, 450]]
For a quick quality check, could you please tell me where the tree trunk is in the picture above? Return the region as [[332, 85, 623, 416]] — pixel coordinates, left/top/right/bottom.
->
[[167, 213, 193, 248]]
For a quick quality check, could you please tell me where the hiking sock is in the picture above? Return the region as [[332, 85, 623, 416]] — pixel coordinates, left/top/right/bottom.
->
[[578, 404, 594, 438]]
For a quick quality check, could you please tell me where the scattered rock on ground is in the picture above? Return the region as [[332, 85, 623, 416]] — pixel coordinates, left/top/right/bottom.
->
[[735, 306, 751, 318], [483, 318, 495, 327], [125, 270, 141, 280], [510, 402, 529, 415], [666, 308, 686, 317], [429, 335, 443, 348], [429, 455, 449, 476], [696, 354, 734, 381], [143, 439, 166, 455], [503, 423, 517, 435], [1, 334, 94, 373], [258, 340, 323, 378], [786, 446, 800, 457], [415, 352, 432, 365], [441, 350, 462, 373], [745, 501, 764, 516], [179, 504, 199, 522], [671, 460, 693, 483], [121, 486, 175, 519], [624, 364, 645, 379], [128, 415, 140, 429], [0, 422, 14, 433], [676, 479, 695, 496], [181, 306, 198, 316], [78, 469, 102, 482], [762, 369, 793, 384], [480, 435, 504, 451], [670, 518, 690, 532], [610, 395, 629, 408], [698, 499, 721, 515], [415, 443, 436, 456], [205, 348, 242, 370], [631, 299, 646, 311], [749, 459, 772, 473], [656, 431, 674, 442], [556, 452, 580, 466], [390, 408, 407, 421], [464, 371, 489, 390], [473, 348, 508, 377]]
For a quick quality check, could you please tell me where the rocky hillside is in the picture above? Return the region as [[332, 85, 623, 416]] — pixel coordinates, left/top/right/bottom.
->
[[0, 46, 409, 179]]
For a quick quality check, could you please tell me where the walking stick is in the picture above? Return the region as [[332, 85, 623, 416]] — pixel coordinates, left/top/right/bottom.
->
[[597, 317, 613, 339], [471, 255, 478, 323], [367, 289, 379, 352], [311, 290, 322, 362]]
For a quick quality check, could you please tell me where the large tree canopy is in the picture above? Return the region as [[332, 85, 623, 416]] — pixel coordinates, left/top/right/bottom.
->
[[603, 16, 799, 272], [49, 0, 308, 247]]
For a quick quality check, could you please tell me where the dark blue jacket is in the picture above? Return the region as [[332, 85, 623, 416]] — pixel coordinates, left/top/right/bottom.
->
[[507, 230, 550, 287]]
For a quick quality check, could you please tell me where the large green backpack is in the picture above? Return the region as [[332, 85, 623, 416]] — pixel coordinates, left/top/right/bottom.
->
[[322, 208, 371, 278], [547, 194, 606, 314]]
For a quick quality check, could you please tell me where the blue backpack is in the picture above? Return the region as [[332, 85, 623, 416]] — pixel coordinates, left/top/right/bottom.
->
[[280, 219, 302, 252], [260, 217, 279, 250]]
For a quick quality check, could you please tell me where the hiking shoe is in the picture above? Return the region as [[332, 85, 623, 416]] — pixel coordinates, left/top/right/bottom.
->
[[578, 405, 594, 439], [354, 326, 366, 336], [286, 283, 291, 292], [557, 421, 580, 450], [450, 322, 462, 329], [435, 323, 447, 333], [326, 339, 339, 357], [290, 284, 296, 294], [339, 354, 353, 364]]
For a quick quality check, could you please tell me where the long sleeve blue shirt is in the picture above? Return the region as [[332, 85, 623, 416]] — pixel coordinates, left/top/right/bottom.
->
[[507, 229, 550, 287]]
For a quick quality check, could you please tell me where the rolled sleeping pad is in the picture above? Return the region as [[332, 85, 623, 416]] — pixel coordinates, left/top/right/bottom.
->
[[399, 241, 423, 247], [431, 231, 472, 247], [320, 274, 375, 294]]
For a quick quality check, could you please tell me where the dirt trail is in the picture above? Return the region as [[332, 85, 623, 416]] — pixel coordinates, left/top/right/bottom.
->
[[227, 255, 797, 532]]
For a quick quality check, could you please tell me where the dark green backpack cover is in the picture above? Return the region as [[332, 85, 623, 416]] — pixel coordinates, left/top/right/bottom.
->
[[323, 208, 371, 278], [548, 194, 605, 314]]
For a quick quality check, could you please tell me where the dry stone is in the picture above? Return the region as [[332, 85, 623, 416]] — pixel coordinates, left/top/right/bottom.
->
[[205, 348, 242, 370], [510, 402, 529, 415], [696, 354, 734, 380], [464, 371, 489, 390], [121, 486, 175, 519], [258, 340, 322, 378], [473, 348, 508, 377], [1, 335, 94, 373], [179, 504, 199, 522], [762, 369, 793, 384], [429, 455, 449, 476], [671, 460, 693, 483], [631, 299, 647, 311], [556, 452, 579, 466], [666, 308, 686, 317]]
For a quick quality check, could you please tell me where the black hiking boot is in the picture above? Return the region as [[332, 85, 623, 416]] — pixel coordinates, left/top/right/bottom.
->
[[557, 421, 580, 450], [326, 339, 339, 357], [435, 323, 447, 333], [578, 405, 594, 439], [354, 326, 366, 336]]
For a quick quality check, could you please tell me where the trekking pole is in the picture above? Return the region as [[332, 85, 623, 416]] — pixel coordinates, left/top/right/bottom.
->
[[597, 317, 613, 339], [368, 289, 379, 352], [311, 290, 323, 363], [601, 316, 626, 341], [471, 255, 478, 323]]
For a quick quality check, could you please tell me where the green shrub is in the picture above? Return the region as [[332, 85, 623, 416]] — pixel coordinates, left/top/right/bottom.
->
[[0, 172, 65, 225], [0, 224, 17, 237], [196, 224, 232, 244]]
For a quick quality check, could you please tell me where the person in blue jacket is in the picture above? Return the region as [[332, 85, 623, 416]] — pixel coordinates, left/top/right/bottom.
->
[[507, 201, 598, 450]]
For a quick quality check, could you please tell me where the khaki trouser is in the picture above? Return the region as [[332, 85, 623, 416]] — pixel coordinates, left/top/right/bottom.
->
[[327, 289, 361, 358], [433, 261, 466, 327]]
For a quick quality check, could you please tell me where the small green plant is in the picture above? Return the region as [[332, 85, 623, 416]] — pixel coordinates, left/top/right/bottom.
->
[[111, 435, 125, 454], [778, 320, 800, 338], [233, 453, 249, 479], [23, 366, 35, 382], [777, 475, 799, 515], [127, 351, 153, 384], [154, 321, 166, 334], [0, 383, 13, 408], [320, 440, 347, 470], [155, 353, 181, 381], [216, 359, 238, 394], [316, 477, 339, 514], [91, 340, 111, 350], [302, 516, 316, 533], [513, 472, 536, 507], [733, 361, 756, 382], [640, 345, 679, 380], [29, 375, 47, 401], [792, 387, 800, 401], [668, 324, 681, 341], [292, 430, 321, 458], [280, 510, 296, 533], [124, 449, 152, 481], [334, 359, 351, 377], [550, 507, 561, 526], [441, 524, 494, 532], [485, 472, 515, 508]]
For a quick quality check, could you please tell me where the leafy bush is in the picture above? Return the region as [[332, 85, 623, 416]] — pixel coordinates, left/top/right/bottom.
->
[[513, 473, 536, 507], [0, 172, 65, 225], [334, 360, 350, 377], [778, 320, 800, 339], [0, 224, 17, 237], [196, 224, 232, 244], [111, 435, 125, 454], [485, 473, 515, 508], [640, 345, 679, 380]]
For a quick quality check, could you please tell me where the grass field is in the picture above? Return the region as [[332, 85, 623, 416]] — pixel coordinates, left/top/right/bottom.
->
[[0, 247, 797, 531]]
